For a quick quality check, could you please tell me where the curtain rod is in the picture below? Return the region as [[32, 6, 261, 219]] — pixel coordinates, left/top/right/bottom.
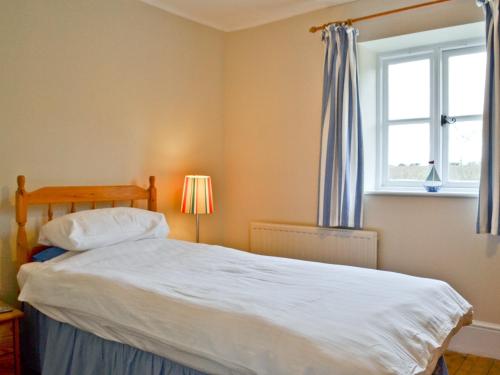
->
[[309, 0, 452, 33]]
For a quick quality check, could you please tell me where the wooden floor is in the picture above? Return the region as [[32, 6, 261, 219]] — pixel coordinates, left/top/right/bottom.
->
[[445, 352, 500, 375]]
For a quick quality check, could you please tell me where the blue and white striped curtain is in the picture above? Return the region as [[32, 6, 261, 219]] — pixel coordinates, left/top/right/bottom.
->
[[318, 25, 364, 229], [477, 0, 500, 234]]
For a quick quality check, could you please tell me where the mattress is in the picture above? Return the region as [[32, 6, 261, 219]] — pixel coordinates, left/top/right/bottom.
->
[[18, 238, 473, 375]]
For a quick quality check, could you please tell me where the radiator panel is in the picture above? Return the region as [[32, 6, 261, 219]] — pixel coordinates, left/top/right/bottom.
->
[[250, 222, 378, 269]]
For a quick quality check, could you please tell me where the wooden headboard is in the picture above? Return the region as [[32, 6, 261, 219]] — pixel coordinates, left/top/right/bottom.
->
[[15, 175, 157, 268]]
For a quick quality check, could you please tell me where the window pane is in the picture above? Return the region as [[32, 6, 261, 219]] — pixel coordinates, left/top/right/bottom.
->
[[388, 123, 430, 180], [388, 59, 430, 120], [448, 120, 482, 181], [448, 51, 486, 116]]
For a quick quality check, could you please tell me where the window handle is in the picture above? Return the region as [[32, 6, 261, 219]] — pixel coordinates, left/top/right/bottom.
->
[[441, 114, 456, 126]]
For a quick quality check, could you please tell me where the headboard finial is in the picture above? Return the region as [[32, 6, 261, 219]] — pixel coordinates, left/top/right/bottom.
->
[[148, 176, 157, 212], [17, 175, 26, 192]]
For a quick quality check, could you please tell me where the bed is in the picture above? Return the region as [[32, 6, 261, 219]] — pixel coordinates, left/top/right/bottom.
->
[[15, 176, 473, 375]]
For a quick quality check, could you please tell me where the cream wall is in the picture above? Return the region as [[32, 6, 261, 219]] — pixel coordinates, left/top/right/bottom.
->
[[0, 0, 225, 304], [223, 0, 500, 324]]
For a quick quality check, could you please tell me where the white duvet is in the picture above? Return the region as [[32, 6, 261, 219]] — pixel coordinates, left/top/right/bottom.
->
[[18, 238, 472, 375]]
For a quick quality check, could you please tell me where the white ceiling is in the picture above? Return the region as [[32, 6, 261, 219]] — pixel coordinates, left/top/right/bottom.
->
[[140, 0, 356, 32]]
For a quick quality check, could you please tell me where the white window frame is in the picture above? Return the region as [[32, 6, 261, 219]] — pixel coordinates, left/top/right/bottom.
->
[[376, 39, 485, 191]]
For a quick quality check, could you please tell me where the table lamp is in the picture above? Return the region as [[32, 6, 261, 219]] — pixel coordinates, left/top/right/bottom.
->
[[181, 175, 214, 243]]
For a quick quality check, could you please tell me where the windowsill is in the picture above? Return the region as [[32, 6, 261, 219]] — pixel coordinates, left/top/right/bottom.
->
[[365, 188, 478, 198]]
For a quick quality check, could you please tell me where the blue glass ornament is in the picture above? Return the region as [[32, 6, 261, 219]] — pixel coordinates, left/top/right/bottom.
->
[[424, 161, 442, 192]]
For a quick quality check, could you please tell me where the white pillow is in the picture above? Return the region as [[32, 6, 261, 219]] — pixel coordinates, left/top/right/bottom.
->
[[38, 207, 169, 251]]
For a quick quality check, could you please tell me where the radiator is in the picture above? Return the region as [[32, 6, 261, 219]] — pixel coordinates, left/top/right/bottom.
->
[[250, 222, 378, 269]]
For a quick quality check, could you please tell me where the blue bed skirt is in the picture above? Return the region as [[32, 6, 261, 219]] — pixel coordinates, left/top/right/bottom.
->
[[21, 304, 207, 375], [21, 304, 448, 375]]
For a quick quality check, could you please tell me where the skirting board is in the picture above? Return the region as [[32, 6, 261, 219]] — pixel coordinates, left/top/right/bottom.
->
[[448, 320, 500, 360]]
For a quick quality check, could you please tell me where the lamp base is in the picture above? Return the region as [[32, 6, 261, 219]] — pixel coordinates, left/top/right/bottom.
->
[[196, 214, 200, 243]]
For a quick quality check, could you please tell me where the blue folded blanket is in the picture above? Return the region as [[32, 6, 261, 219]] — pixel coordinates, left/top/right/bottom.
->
[[32, 247, 67, 262]]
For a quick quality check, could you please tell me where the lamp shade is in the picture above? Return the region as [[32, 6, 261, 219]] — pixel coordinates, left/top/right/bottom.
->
[[181, 175, 214, 215]]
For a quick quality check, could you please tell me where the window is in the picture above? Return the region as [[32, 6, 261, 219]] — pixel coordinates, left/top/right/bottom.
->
[[377, 41, 486, 191]]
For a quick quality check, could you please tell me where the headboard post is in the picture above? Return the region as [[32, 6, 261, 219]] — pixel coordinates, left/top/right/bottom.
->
[[16, 175, 29, 268], [148, 176, 157, 212]]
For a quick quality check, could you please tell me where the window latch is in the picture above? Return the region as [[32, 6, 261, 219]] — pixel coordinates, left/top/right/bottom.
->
[[441, 115, 456, 126]]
